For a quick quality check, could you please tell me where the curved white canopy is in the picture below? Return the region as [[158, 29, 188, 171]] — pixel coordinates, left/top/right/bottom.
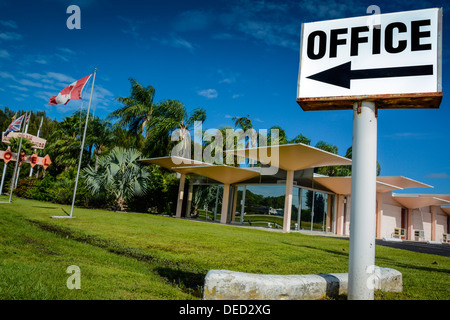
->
[[392, 194, 450, 209], [314, 176, 404, 195], [139, 156, 210, 171], [173, 165, 260, 185], [225, 143, 352, 172]]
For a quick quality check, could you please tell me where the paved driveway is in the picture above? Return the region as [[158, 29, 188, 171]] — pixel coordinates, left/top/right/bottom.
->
[[375, 239, 450, 257], [298, 230, 450, 257]]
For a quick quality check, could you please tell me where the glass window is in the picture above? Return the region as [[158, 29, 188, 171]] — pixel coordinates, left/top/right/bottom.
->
[[190, 184, 222, 221], [237, 184, 299, 230], [298, 189, 329, 231]]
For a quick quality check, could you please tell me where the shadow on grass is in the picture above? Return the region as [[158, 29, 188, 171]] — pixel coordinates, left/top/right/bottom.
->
[[155, 267, 206, 298], [281, 241, 349, 257], [27, 218, 207, 298], [375, 256, 450, 275], [32, 206, 70, 216], [32, 206, 59, 209]]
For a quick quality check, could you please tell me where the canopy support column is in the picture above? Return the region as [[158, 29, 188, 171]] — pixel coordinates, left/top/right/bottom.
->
[[283, 170, 294, 233], [376, 193, 382, 239], [221, 183, 230, 224], [231, 185, 238, 223], [407, 208, 413, 240], [186, 184, 193, 218], [175, 173, 186, 218], [431, 205, 436, 241]]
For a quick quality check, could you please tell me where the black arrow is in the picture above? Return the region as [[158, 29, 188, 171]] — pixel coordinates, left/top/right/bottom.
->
[[307, 61, 434, 89]]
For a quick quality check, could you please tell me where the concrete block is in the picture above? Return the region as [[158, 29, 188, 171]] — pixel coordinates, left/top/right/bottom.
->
[[203, 267, 402, 300]]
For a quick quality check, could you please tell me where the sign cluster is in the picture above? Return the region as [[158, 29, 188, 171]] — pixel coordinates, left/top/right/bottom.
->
[[2, 132, 47, 149], [0, 149, 52, 170]]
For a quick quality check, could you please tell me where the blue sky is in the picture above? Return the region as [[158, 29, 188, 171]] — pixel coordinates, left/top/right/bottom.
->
[[0, 0, 449, 194]]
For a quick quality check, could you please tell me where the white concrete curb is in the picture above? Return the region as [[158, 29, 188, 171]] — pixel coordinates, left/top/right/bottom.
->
[[203, 267, 402, 300]]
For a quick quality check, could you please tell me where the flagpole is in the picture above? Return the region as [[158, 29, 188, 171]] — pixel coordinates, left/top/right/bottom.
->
[[14, 114, 30, 188], [29, 116, 43, 177], [69, 68, 97, 218], [0, 162, 7, 194], [8, 111, 28, 203]]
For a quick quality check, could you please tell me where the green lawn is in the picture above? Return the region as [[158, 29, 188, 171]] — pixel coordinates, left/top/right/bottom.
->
[[0, 196, 449, 300]]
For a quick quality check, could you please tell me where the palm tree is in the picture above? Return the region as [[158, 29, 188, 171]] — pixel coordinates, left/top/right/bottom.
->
[[110, 125, 145, 151], [218, 126, 238, 166], [232, 115, 257, 149], [146, 100, 206, 158], [232, 115, 258, 167], [87, 117, 117, 171], [82, 147, 151, 211], [45, 112, 84, 172], [108, 78, 157, 141]]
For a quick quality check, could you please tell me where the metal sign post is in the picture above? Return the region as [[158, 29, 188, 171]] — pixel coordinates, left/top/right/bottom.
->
[[348, 101, 377, 299], [296, 8, 442, 300]]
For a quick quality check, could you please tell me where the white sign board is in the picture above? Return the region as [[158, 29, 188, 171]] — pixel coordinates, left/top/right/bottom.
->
[[2, 132, 47, 149], [297, 8, 442, 110]]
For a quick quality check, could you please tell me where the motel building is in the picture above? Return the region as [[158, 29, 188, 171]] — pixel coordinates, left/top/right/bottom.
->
[[141, 143, 450, 244]]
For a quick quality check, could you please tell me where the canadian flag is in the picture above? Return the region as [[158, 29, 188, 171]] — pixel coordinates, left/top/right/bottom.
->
[[48, 74, 92, 105]]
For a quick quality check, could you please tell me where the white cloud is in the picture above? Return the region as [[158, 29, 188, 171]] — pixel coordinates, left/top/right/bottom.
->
[[152, 33, 195, 52], [0, 31, 22, 41], [34, 91, 57, 102], [384, 132, 432, 139], [118, 16, 144, 41], [0, 20, 18, 28], [17, 79, 44, 88], [173, 10, 213, 32], [0, 71, 15, 79], [35, 59, 48, 65], [8, 85, 29, 91], [198, 89, 218, 99], [25, 73, 44, 80], [425, 172, 450, 179], [0, 49, 10, 59], [0, 71, 77, 92], [217, 0, 299, 50], [46, 72, 76, 83]]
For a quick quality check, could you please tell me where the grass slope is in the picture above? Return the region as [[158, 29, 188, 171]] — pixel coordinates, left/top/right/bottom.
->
[[0, 197, 449, 300]]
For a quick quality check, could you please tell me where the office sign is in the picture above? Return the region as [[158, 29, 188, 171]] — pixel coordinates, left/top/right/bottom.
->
[[297, 8, 442, 110]]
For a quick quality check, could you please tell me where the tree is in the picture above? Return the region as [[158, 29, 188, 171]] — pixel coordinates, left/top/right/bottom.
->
[[87, 117, 116, 171], [343, 146, 381, 176], [268, 125, 288, 145], [315, 140, 338, 154], [290, 133, 311, 145], [315, 141, 343, 176], [232, 115, 257, 149], [82, 147, 151, 211], [146, 100, 206, 158], [45, 112, 84, 172], [108, 78, 157, 142]]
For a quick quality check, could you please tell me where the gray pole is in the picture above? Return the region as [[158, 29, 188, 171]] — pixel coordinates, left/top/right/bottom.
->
[[8, 112, 28, 203], [14, 115, 31, 188], [29, 116, 43, 177], [69, 69, 97, 218], [348, 101, 377, 300], [0, 162, 7, 194]]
